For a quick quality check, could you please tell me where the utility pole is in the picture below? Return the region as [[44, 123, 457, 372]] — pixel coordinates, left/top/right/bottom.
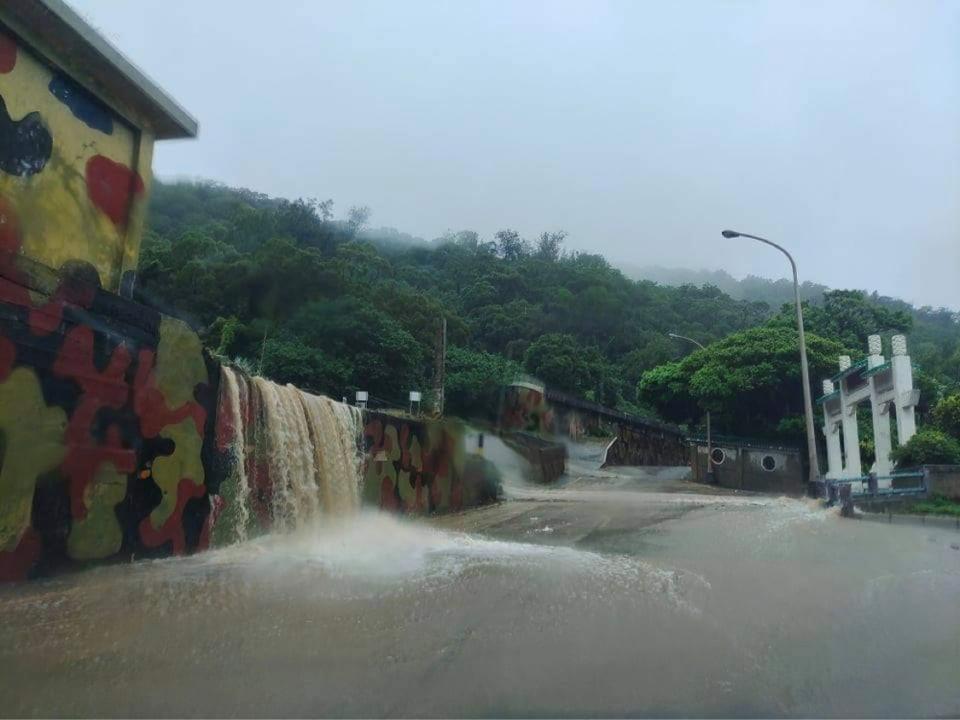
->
[[668, 333, 715, 484], [432, 315, 446, 417], [721, 230, 820, 486]]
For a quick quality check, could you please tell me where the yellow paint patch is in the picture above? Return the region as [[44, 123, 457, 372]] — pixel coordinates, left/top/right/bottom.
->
[[154, 317, 207, 409], [149, 418, 204, 530], [67, 461, 127, 560], [0, 368, 66, 551], [0, 35, 153, 291]]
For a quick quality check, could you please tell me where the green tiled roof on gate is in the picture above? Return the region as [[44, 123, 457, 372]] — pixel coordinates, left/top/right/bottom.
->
[[831, 358, 867, 383], [862, 361, 891, 379], [816, 390, 840, 404]]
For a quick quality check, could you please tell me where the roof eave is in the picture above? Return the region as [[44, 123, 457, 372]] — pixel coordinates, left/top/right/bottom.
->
[[2, 0, 198, 140]]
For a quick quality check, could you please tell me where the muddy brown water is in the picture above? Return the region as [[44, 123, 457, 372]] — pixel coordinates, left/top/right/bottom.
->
[[1, 465, 958, 718]]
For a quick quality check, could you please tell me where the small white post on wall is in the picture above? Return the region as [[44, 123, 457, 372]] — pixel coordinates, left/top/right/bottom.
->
[[408, 390, 422, 416]]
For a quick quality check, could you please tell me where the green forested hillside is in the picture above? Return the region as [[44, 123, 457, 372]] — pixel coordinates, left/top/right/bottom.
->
[[139, 181, 960, 445]]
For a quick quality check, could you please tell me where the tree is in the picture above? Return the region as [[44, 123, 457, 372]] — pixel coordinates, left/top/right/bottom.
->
[[619, 335, 676, 400], [494, 229, 528, 260], [770, 289, 912, 351], [444, 346, 522, 419], [138, 180, 960, 424], [523, 333, 607, 397], [347, 205, 371, 236], [639, 325, 847, 440], [534, 230, 566, 261], [932, 394, 960, 439], [260, 338, 350, 393], [284, 298, 425, 399]]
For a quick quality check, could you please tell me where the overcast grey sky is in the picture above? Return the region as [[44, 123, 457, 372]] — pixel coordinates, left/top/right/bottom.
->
[[71, 0, 959, 309]]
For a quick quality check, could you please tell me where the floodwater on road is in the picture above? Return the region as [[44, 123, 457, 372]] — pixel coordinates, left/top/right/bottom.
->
[[1, 465, 958, 718]]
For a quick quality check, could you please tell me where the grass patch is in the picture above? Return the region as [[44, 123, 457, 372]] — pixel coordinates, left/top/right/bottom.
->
[[901, 495, 960, 518]]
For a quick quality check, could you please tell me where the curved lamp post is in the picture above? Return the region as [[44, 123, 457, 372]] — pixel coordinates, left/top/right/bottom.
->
[[721, 230, 820, 485], [668, 333, 715, 484]]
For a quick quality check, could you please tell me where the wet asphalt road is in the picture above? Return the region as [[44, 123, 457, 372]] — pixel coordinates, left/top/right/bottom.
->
[[1, 457, 958, 718]]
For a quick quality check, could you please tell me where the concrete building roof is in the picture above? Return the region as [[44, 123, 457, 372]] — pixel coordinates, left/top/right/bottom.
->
[[1, 0, 197, 139]]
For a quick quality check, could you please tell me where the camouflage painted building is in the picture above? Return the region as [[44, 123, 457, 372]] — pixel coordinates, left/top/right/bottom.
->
[[0, 0, 204, 580]]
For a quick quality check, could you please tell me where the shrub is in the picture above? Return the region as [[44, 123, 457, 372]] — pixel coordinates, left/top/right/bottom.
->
[[932, 394, 960, 439], [890, 429, 960, 468]]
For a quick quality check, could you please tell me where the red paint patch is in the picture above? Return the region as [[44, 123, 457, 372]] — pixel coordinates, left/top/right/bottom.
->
[[0, 32, 15, 74], [0, 529, 40, 582], [53, 325, 136, 518], [85, 155, 143, 230], [0, 335, 14, 381], [364, 418, 382, 440], [138, 478, 206, 554], [412, 472, 426, 512]]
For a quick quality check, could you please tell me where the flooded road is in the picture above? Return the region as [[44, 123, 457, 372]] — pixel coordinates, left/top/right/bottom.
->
[[1, 460, 958, 717]]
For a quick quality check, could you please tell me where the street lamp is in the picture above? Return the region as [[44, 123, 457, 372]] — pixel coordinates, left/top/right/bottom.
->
[[720, 230, 820, 486], [668, 333, 715, 484]]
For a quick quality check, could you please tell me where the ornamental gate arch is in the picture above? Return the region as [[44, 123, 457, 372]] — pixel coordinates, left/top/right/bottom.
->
[[818, 334, 919, 489]]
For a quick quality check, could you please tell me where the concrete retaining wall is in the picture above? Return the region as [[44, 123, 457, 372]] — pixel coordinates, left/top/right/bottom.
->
[[689, 440, 805, 495], [923, 465, 960, 500], [603, 424, 688, 467], [500, 432, 566, 484], [0, 261, 494, 582], [361, 411, 499, 512]]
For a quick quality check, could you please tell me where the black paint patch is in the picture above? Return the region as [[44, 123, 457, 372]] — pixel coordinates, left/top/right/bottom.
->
[[48, 74, 114, 135], [0, 94, 52, 177]]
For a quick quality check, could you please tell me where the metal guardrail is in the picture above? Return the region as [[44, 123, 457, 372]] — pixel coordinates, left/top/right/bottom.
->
[[688, 433, 801, 453], [823, 471, 927, 504]]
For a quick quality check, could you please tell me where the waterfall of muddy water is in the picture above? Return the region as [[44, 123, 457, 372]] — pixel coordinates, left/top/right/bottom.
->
[[218, 367, 252, 543], [218, 368, 363, 541]]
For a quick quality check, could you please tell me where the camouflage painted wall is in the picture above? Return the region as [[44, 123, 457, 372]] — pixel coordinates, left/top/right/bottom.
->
[[500, 383, 555, 436], [0, 264, 497, 582], [361, 411, 499, 514], [0, 25, 152, 296], [0, 258, 218, 582]]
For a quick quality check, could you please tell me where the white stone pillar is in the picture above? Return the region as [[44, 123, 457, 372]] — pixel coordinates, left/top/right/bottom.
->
[[837, 356, 862, 478], [891, 334, 918, 446], [870, 399, 894, 481], [821, 379, 843, 479]]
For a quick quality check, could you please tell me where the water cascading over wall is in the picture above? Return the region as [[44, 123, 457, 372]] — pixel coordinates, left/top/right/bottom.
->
[[211, 367, 364, 546]]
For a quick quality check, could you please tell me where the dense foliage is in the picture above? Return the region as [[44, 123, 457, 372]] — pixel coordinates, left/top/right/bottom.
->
[[932, 394, 960, 439], [139, 180, 959, 439], [638, 326, 847, 441], [139, 181, 768, 412], [890, 429, 960, 468]]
